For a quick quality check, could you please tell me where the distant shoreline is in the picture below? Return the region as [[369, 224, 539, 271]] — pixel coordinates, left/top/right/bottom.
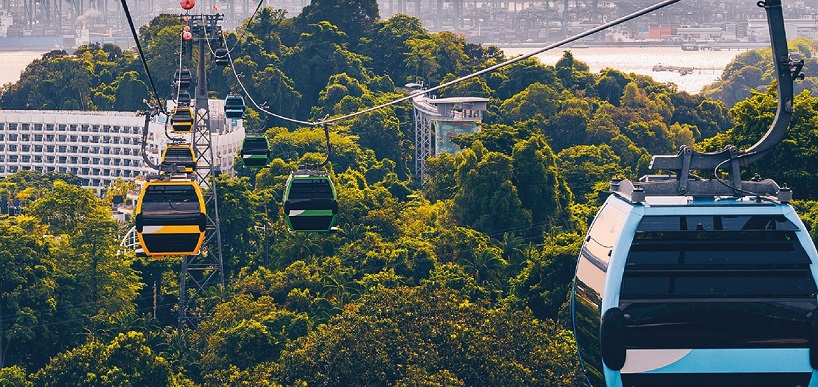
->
[[485, 41, 769, 51]]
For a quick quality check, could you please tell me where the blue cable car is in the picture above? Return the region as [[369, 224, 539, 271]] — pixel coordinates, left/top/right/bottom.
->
[[224, 95, 245, 119], [572, 1, 815, 385]]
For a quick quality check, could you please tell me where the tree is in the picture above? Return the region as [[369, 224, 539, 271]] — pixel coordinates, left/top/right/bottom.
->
[[33, 331, 178, 386], [300, 0, 379, 43], [276, 282, 581, 386], [0, 216, 57, 370], [452, 141, 531, 236]]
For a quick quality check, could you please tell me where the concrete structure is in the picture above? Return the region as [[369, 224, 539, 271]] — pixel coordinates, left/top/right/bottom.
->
[[412, 95, 489, 186], [0, 101, 244, 191]]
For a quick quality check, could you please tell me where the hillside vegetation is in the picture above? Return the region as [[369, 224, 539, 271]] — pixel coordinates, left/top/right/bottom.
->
[[2, 2, 818, 385]]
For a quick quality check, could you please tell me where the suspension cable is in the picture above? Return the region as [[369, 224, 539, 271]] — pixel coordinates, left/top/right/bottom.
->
[[219, 32, 316, 126], [119, 0, 167, 115]]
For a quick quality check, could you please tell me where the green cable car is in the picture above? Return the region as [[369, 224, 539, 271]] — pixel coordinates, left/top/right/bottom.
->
[[240, 135, 271, 168], [282, 171, 338, 232]]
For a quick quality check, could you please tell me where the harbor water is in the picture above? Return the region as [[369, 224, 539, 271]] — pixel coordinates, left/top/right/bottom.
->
[[0, 50, 44, 86], [502, 45, 744, 94]]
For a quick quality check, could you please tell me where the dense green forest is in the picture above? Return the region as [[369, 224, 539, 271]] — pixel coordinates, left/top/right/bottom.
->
[[2, 0, 818, 383]]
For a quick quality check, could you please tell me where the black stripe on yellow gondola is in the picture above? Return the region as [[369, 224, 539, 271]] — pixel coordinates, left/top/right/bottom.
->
[[161, 145, 196, 174], [134, 180, 206, 257], [171, 107, 194, 133]]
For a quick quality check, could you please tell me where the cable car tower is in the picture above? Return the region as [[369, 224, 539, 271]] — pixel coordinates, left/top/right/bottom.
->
[[177, 11, 226, 331]]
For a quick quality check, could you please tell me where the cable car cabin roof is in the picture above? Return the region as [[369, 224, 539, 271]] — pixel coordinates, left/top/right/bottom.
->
[[161, 146, 196, 173], [135, 180, 206, 256]]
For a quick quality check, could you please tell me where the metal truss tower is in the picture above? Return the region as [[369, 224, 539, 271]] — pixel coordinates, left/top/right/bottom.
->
[[178, 12, 225, 331]]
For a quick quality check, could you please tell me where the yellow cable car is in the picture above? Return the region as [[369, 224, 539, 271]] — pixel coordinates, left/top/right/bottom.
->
[[170, 107, 194, 133], [134, 180, 206, 257], [161, 145, 196, 174]]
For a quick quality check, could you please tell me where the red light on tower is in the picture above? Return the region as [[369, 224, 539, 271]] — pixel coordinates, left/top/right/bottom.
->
[[180, 0, 195, 10]]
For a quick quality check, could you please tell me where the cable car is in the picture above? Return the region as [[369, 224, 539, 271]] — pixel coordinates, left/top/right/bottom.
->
[[170, 107, 194, 133], [173, 67, 192, 90], [134, 180, 207, 257], [282, 171, 338, 232], [239, 135, 270, 168], [573, 179, 818, 387], [572, 3, 815, 385], [224, 95, 245, 119], [161, 145, 196, 173], [177, 90, 191, 106], [214, 48, 229, 66]]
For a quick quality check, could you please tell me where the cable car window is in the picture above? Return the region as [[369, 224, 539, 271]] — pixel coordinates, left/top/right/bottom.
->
[[637, 215, 799, 232], [287, 179, 334, 200], [621, 215, 818, 349], [141, 185, 201, 216]]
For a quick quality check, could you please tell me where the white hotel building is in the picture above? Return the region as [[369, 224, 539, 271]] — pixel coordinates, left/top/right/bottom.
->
[[0, 100, 245, 190]]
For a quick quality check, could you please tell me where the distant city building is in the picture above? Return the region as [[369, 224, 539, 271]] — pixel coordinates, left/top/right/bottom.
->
[[0, 100, 244, 191]]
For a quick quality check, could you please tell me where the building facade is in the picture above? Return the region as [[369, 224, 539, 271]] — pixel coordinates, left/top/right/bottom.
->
[[0, 101, 244, 190]]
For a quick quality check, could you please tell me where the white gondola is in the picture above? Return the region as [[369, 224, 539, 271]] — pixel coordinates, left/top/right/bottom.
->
[[571, 1, 817, 385]]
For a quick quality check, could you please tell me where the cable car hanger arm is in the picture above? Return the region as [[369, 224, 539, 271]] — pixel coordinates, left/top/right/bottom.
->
[[650, 0, 804, 174]]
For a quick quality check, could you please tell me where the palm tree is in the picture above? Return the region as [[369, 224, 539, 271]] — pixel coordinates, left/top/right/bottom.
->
[[458, 248, 507, 286]]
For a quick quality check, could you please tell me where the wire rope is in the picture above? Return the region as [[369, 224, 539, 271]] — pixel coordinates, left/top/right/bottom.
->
[[315, 0, 682, 126], [219, 31, 316, 126], [118, 0, 167, 115], [215, 0, 682, 128]]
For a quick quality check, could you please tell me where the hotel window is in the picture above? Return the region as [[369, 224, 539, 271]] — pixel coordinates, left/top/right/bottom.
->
[[8, 134, 16, 141], [21, 134, 29, 141], [9, 145, 17, 151], [58, 124, 66, 131], [21, 145, 30, 152], [46, 135, 54, 141], [70, 167, 78, 174], [58, 135, 66, 141], [8, 123, 17, 130], [81, 125, 89, 132], [0, 134, 3, 140], [69, 124, 77, 131], [92, 125, 100, 132], [21, 123, 29, 130], [34, 145, 43, 152], [0, 145, 4, 151], [46, 124, 54, 131], [0, 123, 4, 130], [58, 167, 66, 173], [34, 135, 43, 141], [9, 155, 18, 162], [46, 146, 54, 152], [34, 124, 42, 130]]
